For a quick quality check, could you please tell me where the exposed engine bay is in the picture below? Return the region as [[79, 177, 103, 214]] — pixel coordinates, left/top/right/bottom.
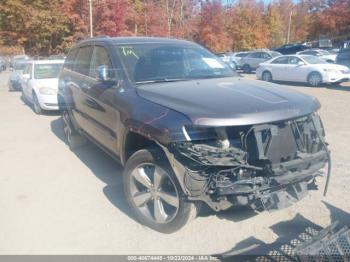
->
[[163, 113, 330, 212]]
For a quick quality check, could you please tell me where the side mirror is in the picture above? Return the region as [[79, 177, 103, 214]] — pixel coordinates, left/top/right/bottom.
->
[[297, 61, 305, 66], [97, 65, 110, 82]]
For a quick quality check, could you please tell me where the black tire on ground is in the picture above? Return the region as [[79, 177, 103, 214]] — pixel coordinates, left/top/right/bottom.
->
[[308, 72, 322, 87], [123, 148, 199, 233], [242, 64, 251, 74], [8, 82, 15, 92], [262, 71, 273, 82], [62, 110, 87, 150], [33, 93, 43, 115]]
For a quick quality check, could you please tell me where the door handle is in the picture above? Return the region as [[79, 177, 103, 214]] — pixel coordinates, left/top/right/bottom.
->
[[84, 98, 105, 112]]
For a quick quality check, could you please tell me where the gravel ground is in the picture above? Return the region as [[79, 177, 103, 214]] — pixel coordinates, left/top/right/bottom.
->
[[0, 70, 349, 255]]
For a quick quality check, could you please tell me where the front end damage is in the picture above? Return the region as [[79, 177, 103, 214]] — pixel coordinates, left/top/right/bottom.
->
[[162, 113, 330, 212]]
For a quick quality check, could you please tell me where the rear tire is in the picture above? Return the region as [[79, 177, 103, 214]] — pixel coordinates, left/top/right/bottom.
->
[[62, 110, 87, 150], [123, 148, 199, 233], [308, 72, 322, 87]]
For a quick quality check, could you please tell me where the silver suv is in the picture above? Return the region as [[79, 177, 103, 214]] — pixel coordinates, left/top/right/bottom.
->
[[240, 50, 281, 73]]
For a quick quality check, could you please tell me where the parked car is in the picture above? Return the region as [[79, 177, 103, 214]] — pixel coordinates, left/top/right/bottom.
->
[[274, 43, 308, 55], [336, 48, 350, 68], [0, 57, 7, 71], [216, 52, 236, 69], [10, 55, 30, 69], [256, 55, 350, 86], [21, 60, 64, 114], [239, 50, 281, 73], [8, 60, 29, 91], [58, 37, 330, 233], [230, 52, 250, 69], [297, 49, 336, 63]]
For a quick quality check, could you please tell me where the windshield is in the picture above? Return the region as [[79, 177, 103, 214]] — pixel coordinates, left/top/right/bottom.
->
[[115, 44, 237, 84], [301, 55, 327, 64], [34, 63, 63, 79]]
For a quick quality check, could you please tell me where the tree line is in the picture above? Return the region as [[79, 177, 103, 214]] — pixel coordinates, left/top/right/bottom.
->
[[0, 0, 349, 55]]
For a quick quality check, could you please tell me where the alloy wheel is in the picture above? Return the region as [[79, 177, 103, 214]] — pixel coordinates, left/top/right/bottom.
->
[[262, 71, 272, 82], [309, 73, 322, 87], [129, 163, 179, 224], [62, 111, 72, 144]]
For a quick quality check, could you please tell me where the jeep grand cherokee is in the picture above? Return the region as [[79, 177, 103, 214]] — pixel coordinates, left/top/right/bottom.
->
[[58, 37, 330, 233]]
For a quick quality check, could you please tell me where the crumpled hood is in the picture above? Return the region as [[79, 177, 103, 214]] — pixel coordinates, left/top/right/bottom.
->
[[136, 77, 321, 126]]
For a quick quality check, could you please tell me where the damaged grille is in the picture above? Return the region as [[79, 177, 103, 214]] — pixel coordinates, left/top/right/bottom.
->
[[167, 113, 329, 212]]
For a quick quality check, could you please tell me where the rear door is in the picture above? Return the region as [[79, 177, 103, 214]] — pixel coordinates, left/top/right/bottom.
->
[[269, 56, 289, 80], [247, 52, 263, 69], [70, 45, 94, 131]]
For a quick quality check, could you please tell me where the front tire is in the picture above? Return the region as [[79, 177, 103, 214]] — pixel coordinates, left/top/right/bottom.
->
[[308, 72, 322, 87], [33, 93, 43, 115], [123, 148, 198, 233], [262, 71, 273, 82]]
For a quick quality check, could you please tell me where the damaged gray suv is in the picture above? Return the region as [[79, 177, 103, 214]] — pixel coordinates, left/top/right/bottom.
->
[[58, 37, 330, 233]]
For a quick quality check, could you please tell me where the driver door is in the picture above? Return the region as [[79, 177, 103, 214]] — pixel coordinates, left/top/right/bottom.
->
[[286, 56, 307, 82], [83, 45, 120, 153]]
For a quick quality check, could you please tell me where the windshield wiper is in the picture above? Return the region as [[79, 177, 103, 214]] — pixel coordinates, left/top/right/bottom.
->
[[135, 78, 186, 84]]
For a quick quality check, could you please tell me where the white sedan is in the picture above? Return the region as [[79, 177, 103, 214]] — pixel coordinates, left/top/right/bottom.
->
[[256, 55, 350, 87], [21, 59, 64, 114]]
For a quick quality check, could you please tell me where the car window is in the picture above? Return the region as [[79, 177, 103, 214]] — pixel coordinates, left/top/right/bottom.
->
[[271, 56, 289, 64], [270, 52, 278, 57], [288, 57, 302, 64], [74, 46, 93, 76], [262, 53, 272, 59], [64, 48, 78, 70], [237, 53, 248, 57], [89, 46, 113, 79], [34, 63, 63, 79], [300, 55, 327, 64], [250, 52, 262, 58]]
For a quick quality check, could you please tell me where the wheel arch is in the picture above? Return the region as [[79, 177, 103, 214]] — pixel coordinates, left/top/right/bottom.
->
[[262, 70, 273, 80], [122, 131, 160, 165], [307, 70, 323, 82]]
